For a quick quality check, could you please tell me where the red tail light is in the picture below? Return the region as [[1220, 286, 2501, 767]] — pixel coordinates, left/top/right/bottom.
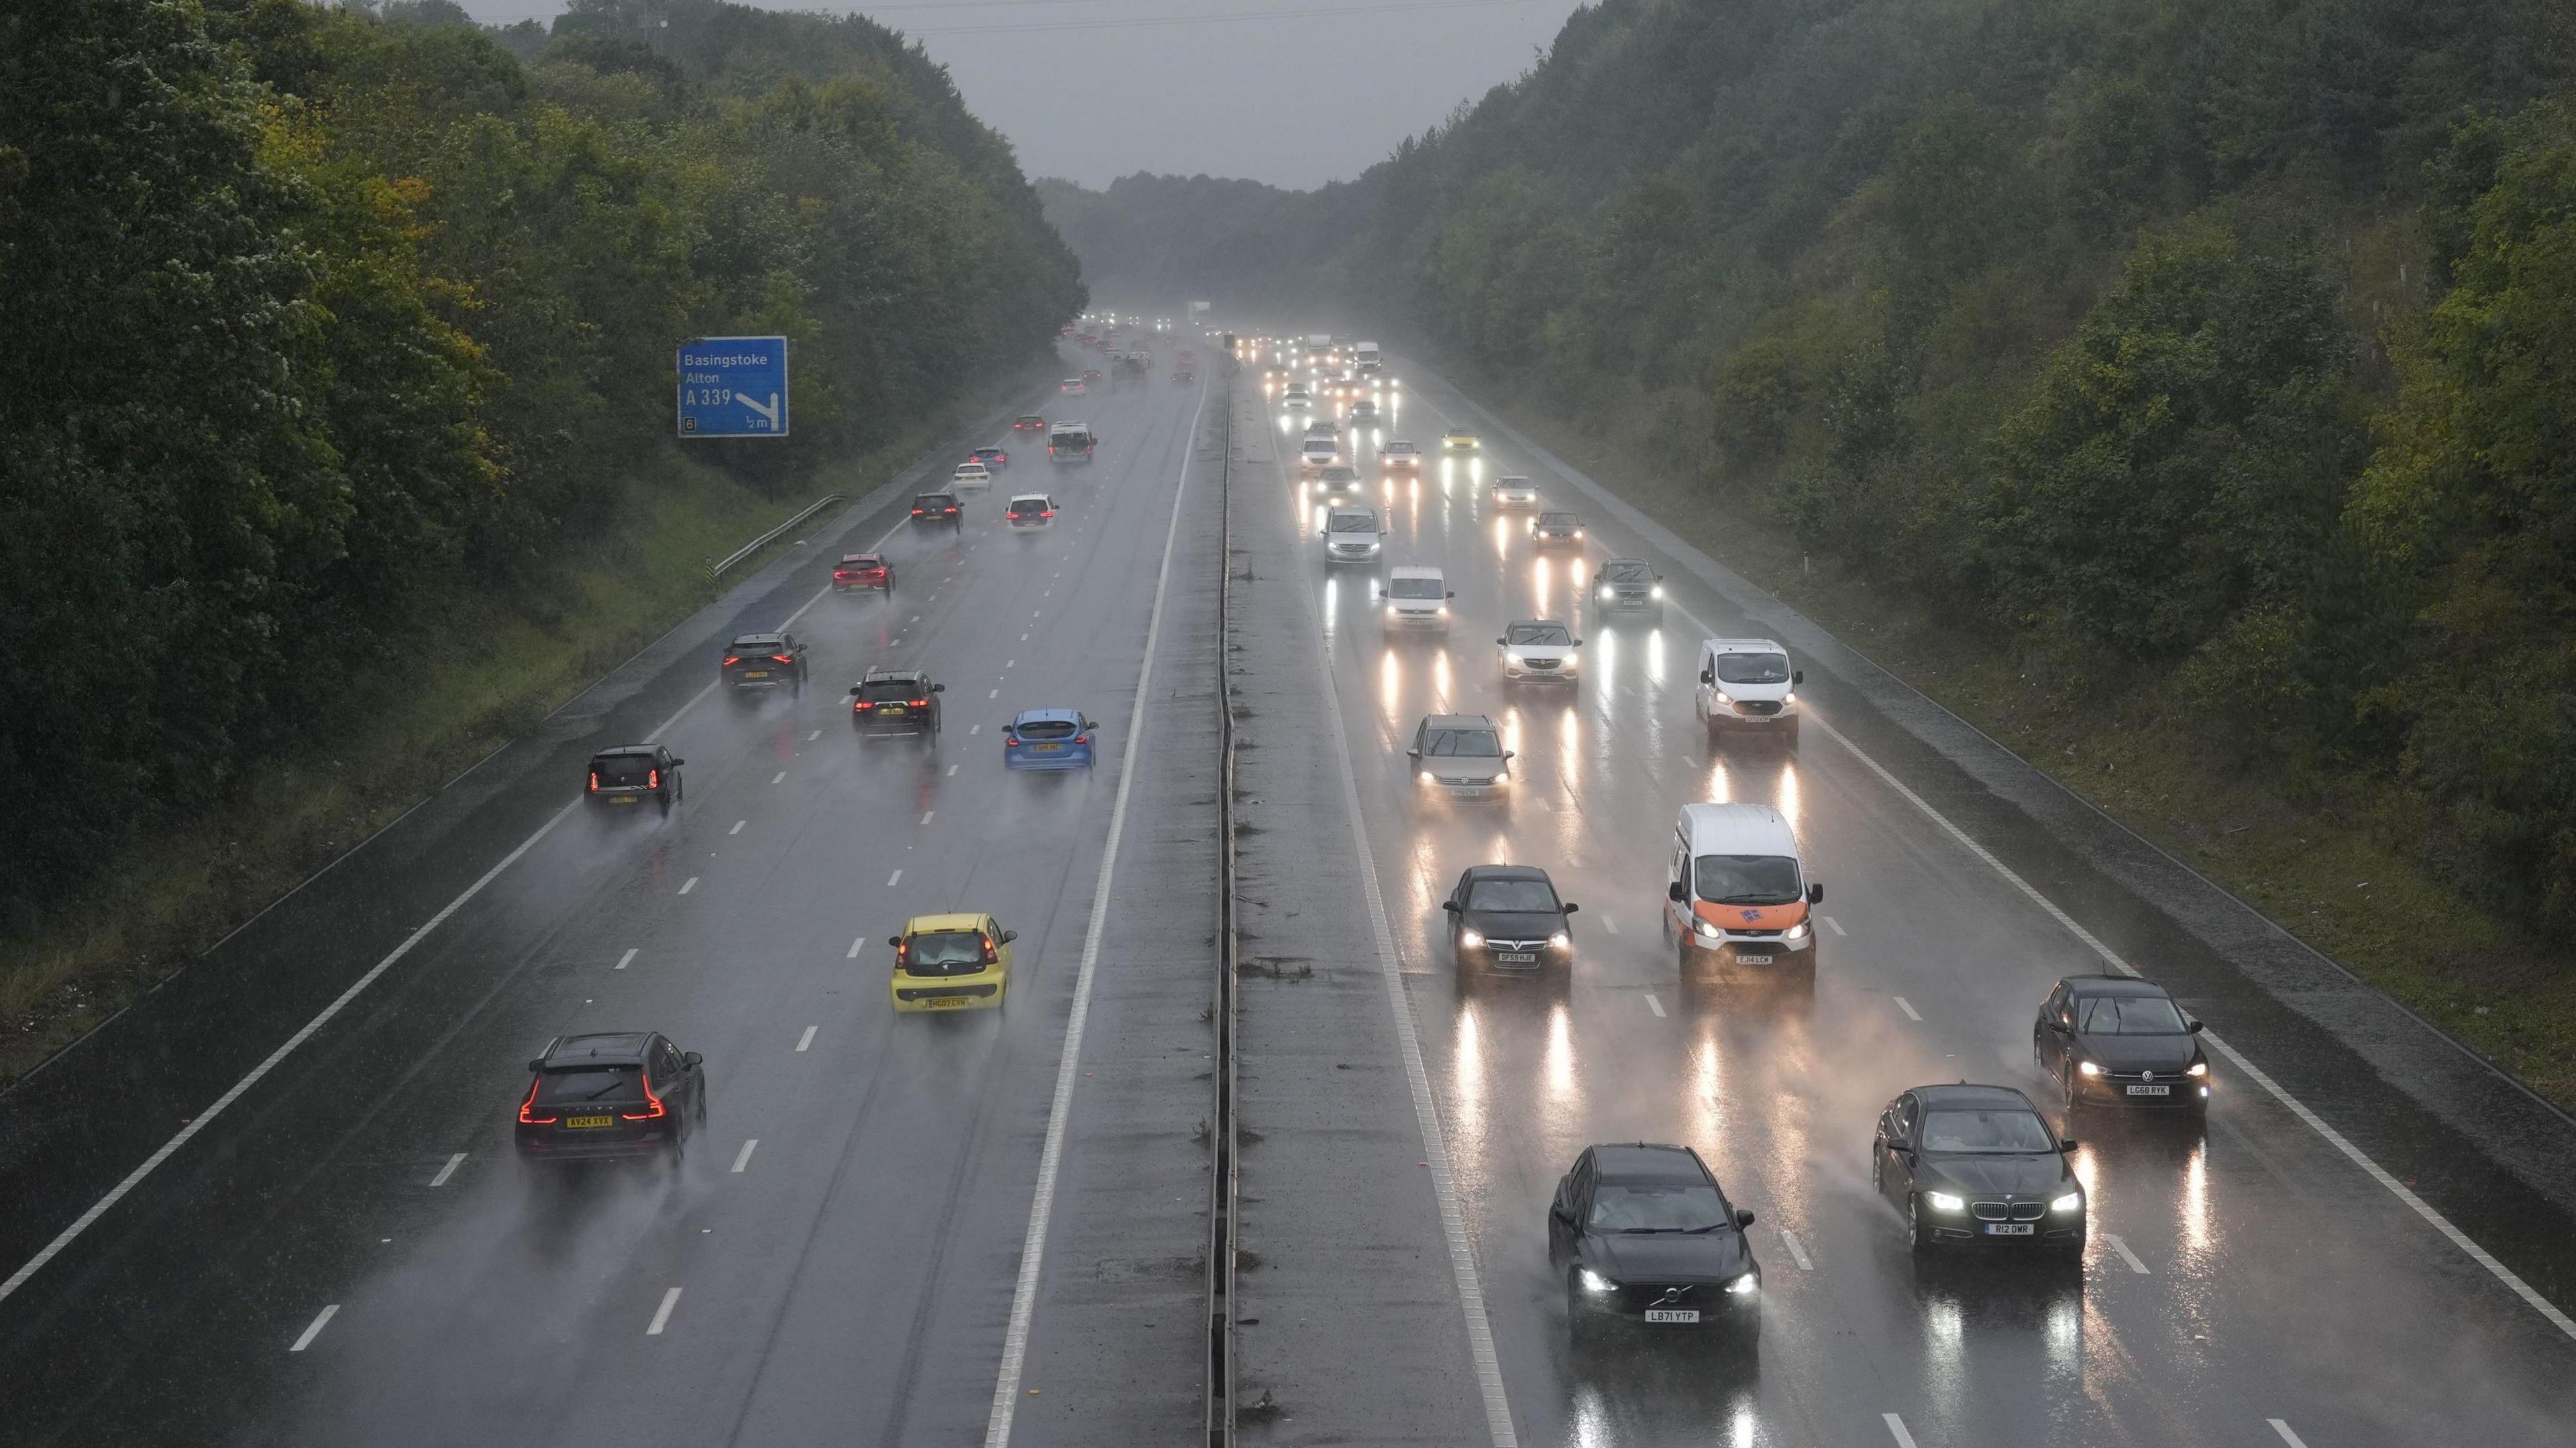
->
[[647, 768, 659, 789], [519, 1080, 557, 1125], [855, 700, 873, 711], [621, 1072, 667, 1121], [908, 699, 928, 708], [771, 654, 795, 664], [911, 508, 924, 515], [1073, 735, 1089, 745], [981, 936, 998, 964], [1040, 510, 1055, 518], [588, 771, 598, 792], [722, 655, 741, 666]]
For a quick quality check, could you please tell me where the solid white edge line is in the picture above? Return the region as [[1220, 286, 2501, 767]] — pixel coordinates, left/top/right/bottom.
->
[[1784, 701, 2576, 1343], [796, 1025, 818, 1052], [1882, 1412, 1919, 1448], [1779, 1227, 1813, 1270], [731, 1138, 759, 1174], [429, 1152, 466, 1188], [289, 1303, 339, 1352], [2104, 1232, 2151, 1274], [2268, 1420, 2310, 1448], [646, 1286, 682, 1336], [1291, 407, 1521, 1447], [983, 375, 1208, 1448]]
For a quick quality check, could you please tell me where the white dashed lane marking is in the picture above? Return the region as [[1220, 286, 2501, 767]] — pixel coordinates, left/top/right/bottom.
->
[[646, 1288, 682, 1337], [887, 869, 903, 887], [614, 948, 637, 970], [807, 729, 820, 742], [1882, 1414, 1919, 1448], [947, 764, 959, 777], [729, 820, 745, 836], [289, 1305, 339, 1353], [2269, 1423, 2310, 1448], [731, 1139, 759, 1174], [429, 1153, 466, 1188], [678, 877, 698, 896], [846, 937, 863, 959], [1779, 1229, 1813, 1270], [1644, 993, 1665, 1018], [920, 810, 934, 825], [2104, 1233, 2151, 1274], [1894, 996, 1921, 1022], [1603, 917, 1619, 935], [1823, 915, 1846, 936], [796, 1025, 818, 1052]]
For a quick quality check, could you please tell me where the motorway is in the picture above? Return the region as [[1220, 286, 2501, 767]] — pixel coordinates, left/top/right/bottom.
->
[[0, 352, 1221, 1446], [1223, 341, 2576, 1447]]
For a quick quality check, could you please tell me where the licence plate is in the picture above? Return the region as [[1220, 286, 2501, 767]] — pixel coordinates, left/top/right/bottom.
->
[[609, 795, 639, 805], [566, 1115, 614, 1129], [1034, 743, 1061, 751], [2126, 1084, 2171, 1097], [881, 707, 906, 716], [928, 996, 971, 1009], [1644, 1308, 1699, 1324], [1735, 953, 1774, 965], [1984, 1223, 2034, 1236], [742, 671, 769, 679], [1495, 952, 1537, 965]]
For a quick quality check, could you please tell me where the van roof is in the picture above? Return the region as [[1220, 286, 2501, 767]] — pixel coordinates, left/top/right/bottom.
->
[[1389, 564, 1445, 580], [1678, 801, 1799, 856], [1701, 637, 1790, 655]]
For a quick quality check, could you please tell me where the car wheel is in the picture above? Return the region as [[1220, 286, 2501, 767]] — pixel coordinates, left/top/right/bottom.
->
[[1907, 1196, 1933, 1255]]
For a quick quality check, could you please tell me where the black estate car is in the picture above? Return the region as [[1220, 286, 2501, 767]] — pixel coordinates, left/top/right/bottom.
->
[[1872, 1084, 2086, 1257], [850, 668, 945, 738], [515, 1032, 706, 1164], [1549, 1142, 1760, 1344], [1442, 864, 1578, 981]]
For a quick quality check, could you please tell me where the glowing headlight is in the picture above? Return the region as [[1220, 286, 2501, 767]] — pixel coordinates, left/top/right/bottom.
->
[[1723, 1270, 1759, 1296], [1504, 649, 1523, 663], [1436, 604, 1448, 615], [1650, 585, 1664, 599], [1693, 917, 1722, 940], [2077, 1060, 2102, 1077], [1924, 1191, 1965, 1213], [1459, 928, 1484, 948], [1712, 691, 1732, 706], [1784, 921, 1811, 942], [1782, 691, 1796, 704], [2051, 1192, 2083, 1213], [1385, 604, 1398, 616], [1419, 769, 1437, 784], [2186, 1061, 2208, 1076], [1548, 932, 1570, 950], [1574, 528, 1584, 538], [1578, 1268, 1616, 1294], [1599, 586, 1614, 600], [1491, 769, 1509, 783]]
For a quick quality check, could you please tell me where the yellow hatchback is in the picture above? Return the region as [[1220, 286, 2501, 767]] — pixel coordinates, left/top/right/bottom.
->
[[1442, 430, 1482, 453], [888, 912, 1016, 1013]]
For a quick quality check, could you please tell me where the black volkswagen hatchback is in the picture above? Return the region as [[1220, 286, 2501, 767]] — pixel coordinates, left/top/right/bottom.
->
[[1872, 1084, 2085, 1257], [2033, 974, 2211, 1115], [1549, 1143, 1760, 1345], [1442, 864, 1578, 983]]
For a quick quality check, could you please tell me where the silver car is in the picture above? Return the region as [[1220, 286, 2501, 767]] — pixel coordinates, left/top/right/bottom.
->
[[1407, 714, 1513, 802]]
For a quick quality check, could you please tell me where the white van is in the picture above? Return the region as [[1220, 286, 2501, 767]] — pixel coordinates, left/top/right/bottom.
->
[[1664, 802, 1820, 983], [1694, 637, 1803, 744], [1354, 341, 1383, 374], [1298, 435, 1340, 474], [1381, 566, 1452, 630]]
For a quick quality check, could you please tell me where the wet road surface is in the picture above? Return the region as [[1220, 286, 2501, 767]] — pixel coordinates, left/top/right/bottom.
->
[[1224, 347, 2576, 1447], [0, 357, 1220, 1447]]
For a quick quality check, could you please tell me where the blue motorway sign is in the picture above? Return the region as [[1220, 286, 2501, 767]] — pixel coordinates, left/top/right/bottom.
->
[[676, 337, 789, 438]]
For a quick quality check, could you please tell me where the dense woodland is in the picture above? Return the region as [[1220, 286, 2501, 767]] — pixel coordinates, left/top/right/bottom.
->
[[0, 0, 1081, 926], [1044, 0, 2576, 938]]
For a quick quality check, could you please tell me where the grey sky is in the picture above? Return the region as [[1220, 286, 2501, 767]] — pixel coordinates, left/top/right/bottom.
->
[[458, 0, 1586, 189]]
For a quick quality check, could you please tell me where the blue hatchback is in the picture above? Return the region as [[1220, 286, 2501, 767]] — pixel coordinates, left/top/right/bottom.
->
[[1003, 708, 1097, 771]]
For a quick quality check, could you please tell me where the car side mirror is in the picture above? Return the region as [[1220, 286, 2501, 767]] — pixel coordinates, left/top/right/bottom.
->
[[1562, 902, 1580, 913], [1701, 671, 1716, 685], [1083, 718, 1097, 730], [1446, 590, 1456, 599], [1441, 901, 1460, 912], [1792, 669, 1805, 684], [1806, 883, 1824, 905], [1001, 930, 1018, 944], [1734, 1208, 1756, 1229], [1668, 881, 1686, 902], [1406, 747, 1421, 759], [2059, 1138, 2081, 1152], [669, 758, 685, 768], [1550, 1203, 1574, 1225], [682, 1051, 703, 1068], [932, 683, 946, 693], [1495, 637, 1508, 647], [2188, 1019, 2205, 1033], [887, 936, 904, 949], [1502, 750, 1515, 761], [1574, 638, 1584, 647], [527, 1058, 547, 1073], [849, 685, 863, 696]]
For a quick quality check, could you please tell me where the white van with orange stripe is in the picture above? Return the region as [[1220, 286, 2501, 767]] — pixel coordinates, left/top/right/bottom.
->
[[1664, 802, 1821, 985]]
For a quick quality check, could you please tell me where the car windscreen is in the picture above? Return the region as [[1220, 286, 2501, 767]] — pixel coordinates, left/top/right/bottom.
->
[[535, 1064, 643, 1106], [1715, 652, 1792, 685], [907, 930, 987, 968], [861, 679, 921, 702], [1690, 854, 1802, 905], [1588, 1180, 1728, 1231], [1919, 1109, 2057, 1154], [1328, 513, 1377, 533], [1540, 513, 1578, 526], [1387, 577, 1445, 600], [2077, 995, 2189, 1034], [839, 557, 880, 569], [1385, 442, 1416, 454], [1466, 878, 1559, 913], [1008, 498, 1049, 515], [1015, 719, 1077, 740], [1426, 728, 1502, 757], [1320, 468, 1358, 485], [1602, 561, 1652, 581], [592, 756, 655, 787], [1016, 416, 1043, 425], [1506, 622, 1573, 647], [916, 494, 955, 508], [1304, 441, 1337, 455]]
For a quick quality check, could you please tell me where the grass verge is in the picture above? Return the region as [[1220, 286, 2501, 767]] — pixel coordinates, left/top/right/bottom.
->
[[1473, 377, 2576, 1116], [0, 366, 1040, 1087]]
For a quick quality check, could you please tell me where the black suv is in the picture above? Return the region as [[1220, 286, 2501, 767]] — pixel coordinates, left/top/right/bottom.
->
[[913, 492, 963, 527], [722, 632, 808, 691], [515, 1032, 706, 1164], [849, 669, 945, 738], [586, 744, 682, 813], [1442, 864, 1578, 983], [1549, 1143, 1760, 1346]]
